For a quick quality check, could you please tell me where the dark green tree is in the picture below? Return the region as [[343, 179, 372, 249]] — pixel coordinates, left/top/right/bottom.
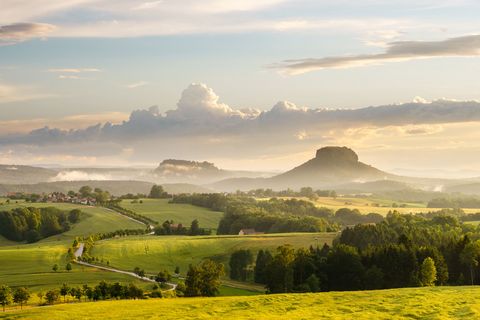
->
[[45, 290, 59, 305], [229, 249, 253, 281], [13, 287, 29, 309], [0, 285, 12, 312], [265, 245, 296, 293], [60, 283, 70, 302], [254, 250, 272, 284]]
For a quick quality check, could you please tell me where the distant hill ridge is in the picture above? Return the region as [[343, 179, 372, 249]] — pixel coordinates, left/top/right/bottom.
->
[[211, 146, 395, 191]]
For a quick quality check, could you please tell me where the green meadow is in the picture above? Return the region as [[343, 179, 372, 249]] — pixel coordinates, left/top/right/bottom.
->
[[312, 196, 480, 215], [0, 201, 143, 241], [90, 233, 336, 276], [0, 240, 148, 294], [4, 286, 480, 319], [119, 198, 224, 229]]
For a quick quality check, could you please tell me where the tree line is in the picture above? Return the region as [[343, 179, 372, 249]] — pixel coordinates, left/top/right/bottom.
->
[[171, 194, 385, 235], [227, 211, 480, 293], [154, 219, 210, 236], [428, 196, 480, 209], [0, 207, 83, 243]]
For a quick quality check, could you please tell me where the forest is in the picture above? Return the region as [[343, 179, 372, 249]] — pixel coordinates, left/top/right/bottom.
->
[[171, 194, 383, 234], [0, 207, 83, 243], [227, 211, 480, 293]]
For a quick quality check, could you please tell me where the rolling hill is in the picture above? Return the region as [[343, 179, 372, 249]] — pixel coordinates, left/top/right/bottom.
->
[[210, 146, 396, 191], [0, 165, 57, 184], [0, 181, 212, 196], [4, 286, 480, 319]]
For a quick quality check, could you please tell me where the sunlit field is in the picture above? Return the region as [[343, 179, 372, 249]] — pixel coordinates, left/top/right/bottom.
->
[[4, 286, 480, 320]]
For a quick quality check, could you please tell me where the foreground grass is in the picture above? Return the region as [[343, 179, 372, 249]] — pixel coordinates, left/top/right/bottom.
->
[[4, 286, 480, 319], [119, 198, 223, 229], [91, 233, 336, 275]]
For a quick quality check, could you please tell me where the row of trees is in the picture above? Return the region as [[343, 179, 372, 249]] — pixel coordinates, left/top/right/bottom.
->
[[0, 286, 30, 311], [0, 207, 83, 243], [171, 194, 385, 235], [428, 196, 480, 209], [154, 219, 210, 236], [44, 281, 145, 305], [233, 187, 337, 200]]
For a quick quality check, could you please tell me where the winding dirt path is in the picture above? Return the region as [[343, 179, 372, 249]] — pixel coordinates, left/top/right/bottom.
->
[[74, 243, 176, 291]]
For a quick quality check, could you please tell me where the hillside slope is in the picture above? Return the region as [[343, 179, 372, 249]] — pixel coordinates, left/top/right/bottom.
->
[[211, 146, 396, 191], [4, 286, 480, 319]]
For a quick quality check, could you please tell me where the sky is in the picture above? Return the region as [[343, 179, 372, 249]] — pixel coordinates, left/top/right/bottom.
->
[[1, 0, 480, 177]]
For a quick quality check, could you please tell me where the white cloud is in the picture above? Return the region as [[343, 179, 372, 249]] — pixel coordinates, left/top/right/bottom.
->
[[126, 81, 149, 89], [275, 34, 480, 74], [2, 83, 480, 168]]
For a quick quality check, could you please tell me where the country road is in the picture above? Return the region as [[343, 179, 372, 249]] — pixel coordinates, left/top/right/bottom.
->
[[74, 243, 177, 291]]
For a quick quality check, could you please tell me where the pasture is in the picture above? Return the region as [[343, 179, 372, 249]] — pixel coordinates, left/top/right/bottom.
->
[[313, 196, 480, 215], [119, 198, 223, 229], [90, 233, 336, 276], [0, 201, 143, 242], [4, 286, 480, 319], [0, 241, 147, 294]]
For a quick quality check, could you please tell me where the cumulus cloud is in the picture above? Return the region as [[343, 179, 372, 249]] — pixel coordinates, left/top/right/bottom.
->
[[276, 34, 480, 74], [0, 22, 55, 45], [3, 83, 480, 144], [2, 83, 480, 166]]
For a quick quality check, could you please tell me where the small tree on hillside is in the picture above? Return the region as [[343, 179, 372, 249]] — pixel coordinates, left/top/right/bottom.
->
[[0, 285, 12, 312], [79, 186, 92, 198], [149, 185, 168, 199], [13, 287, 30, 309], [52, 264, 58, 272], [60, 283, 70, 302], [420, 257, 437, 286], [66, 263, 72, 272], [45, 290, 59, 305]]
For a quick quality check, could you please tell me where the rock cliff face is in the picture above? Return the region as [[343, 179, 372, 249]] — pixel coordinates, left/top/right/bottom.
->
[[271, 146, 390, 187], [153, 159, 226, 183], [315, 146, 359, 163]]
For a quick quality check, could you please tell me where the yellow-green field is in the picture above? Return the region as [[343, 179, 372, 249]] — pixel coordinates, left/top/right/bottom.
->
[[91, 233, 336, 276], [119, 199, 224, 229], [0, 240, 148, 293], [3, 286, 480, 319], [312, 196, 480, 215], [0, 201, 143, 241]]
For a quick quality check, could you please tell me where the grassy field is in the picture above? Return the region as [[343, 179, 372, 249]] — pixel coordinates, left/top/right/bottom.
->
[[312, 196, 480, 215], [0, 240, 149, 294], [91, 233, 336, 276], [119, 199, 223, 229], [4, 286, 480, 319], [0, 201, 155, 294], [0, 201, 143, 242]]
